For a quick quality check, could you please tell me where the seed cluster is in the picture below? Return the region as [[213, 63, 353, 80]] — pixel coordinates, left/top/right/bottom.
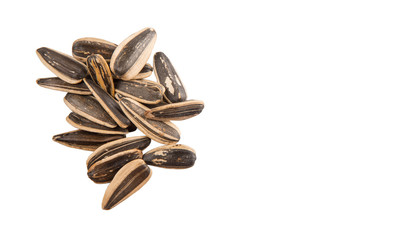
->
[[36, 27, 204, 210]]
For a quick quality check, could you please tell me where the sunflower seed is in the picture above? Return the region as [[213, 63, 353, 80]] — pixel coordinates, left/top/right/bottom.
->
[[86, 136, 151, 169], [72, 37, 117, 63], [102, 159, 151, 210], [133, 63, 153, 79], [110, 28, 157, 80], [143, 100, 169, 109], [145, 100, 204, 121], [36, 47, 88, 84], [86, 54, 115, 96], [83, 77, 131, 128], [119, 97, 180, 144], [64, 93, 117, 128], [53, 130, 125, 151], [153, 52, 187, 103], [36, 77, 91, 95], [88, 149, 143, 183], [143, 144, 196, 169], [114, 79, 164, 104], [66, 112, 129, 135]]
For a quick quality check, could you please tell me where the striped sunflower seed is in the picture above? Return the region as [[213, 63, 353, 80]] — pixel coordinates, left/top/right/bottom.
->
[[110, 28, 157, 80], [88, 149, 143, 183], [86, 136, 151, 169], [145, 100, 204, 121], [64, 93, 117, 128], [133, 63, 153, 79], [119, 97, 180, 144], [86, 54, 115, 96], [83, 77, 131, 128], [114, 79, 164, 104], [72, 37, 117, 63], [102, 159, 151, 210], [36, 77, 91, 95], [36, 47, 88, 84], [53, 130, 125, 151], [153, 52, 187, 103], [143, 144, 196, 169], [66, 112, 129, 135]]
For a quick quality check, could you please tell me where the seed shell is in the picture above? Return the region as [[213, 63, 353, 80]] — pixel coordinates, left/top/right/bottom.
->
[[64, 93, 117, 128], [52, 130, 125, 151], [36, 47, 88, 84], [86, 54, 115, 96], [145, 100, 204, 121], [87, 136, 151, 169], [119, 97, 181, 144], [133, 63, 153, 79], [88, 149, 143, 183], [66, 112, 129, 135], [114, 79, 164, 104], [153, 52, 187, 103], [83, 77, 131, 128], [102, 159, 151, 210], [72, 37, 117, 63], [143, 144, 196, 169], [110, 28, 157, 80], [36, 77, 91, 95]]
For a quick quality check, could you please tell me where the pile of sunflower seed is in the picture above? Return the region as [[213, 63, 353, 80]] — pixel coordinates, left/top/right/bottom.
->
[[36, 27, 204, 210]]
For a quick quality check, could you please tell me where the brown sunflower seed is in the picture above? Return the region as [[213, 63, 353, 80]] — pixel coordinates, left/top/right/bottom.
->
[[102, 159, 151, 210], [36, 47, 88, 84], [72, 37, 117, 63], [83, 77, 131, 128], [145, 100, 204, 121], [110, 28, 157, 80], [114, 79, 164, 104], [143, 144, 196, 169], [119, 97, 180, 144], [66, 112, 129, 135], [153, 52, 187, 103], [36, 77, 91, 95], [86, 54, 115, 96], [64, 93, 117, 128], [88, 149, 143, 183], [86, 136, 151, 169], [133, 63, 153, 79], [53, 130, 125, 151]]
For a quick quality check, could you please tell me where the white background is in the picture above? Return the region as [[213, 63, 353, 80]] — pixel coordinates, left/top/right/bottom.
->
[[1, 0, 396, 239]]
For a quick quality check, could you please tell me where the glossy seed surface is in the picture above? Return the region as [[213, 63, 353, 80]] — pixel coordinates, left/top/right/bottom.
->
[[114, 79, 164, 104], [36, 77, 91, 95], [64, 93, 117, 128], [72, 37, 117, 62], [102, 159, 151, 210], [145, 100, 204, 121], [36, 47, 87, 84], [88, 149, 142, 183], [143, 144, 196, 169], [52, 130, 125, 151], [119, 97, 180, 144], [110, 28, 157, 80], [87, 54, 115, 96], [153, 52, 187, 103]]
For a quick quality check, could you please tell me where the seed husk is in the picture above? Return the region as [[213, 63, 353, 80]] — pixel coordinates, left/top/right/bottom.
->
[[133, 63, 153, 79], [119, 97, 180, 144], [143, 144, 196, 169], [36, 77, 91, 95], [86, 136, 151, 169], [36, 47, 88, 84], [72, 37, 117, 63], [64, 93, 117, 128], [114, 79, 164, 104], [88, 149, 143, 183], [110, 28, 157, 80], [53, 130, 125, 151], [86, 54, 115, 96], [83, 77, 131, 128], [66, 112, 129, 135], [143, 100, 169, 109], [145, 100, 204, 121], [153, 52, 187, 103], [102, 159, 151, 210]]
